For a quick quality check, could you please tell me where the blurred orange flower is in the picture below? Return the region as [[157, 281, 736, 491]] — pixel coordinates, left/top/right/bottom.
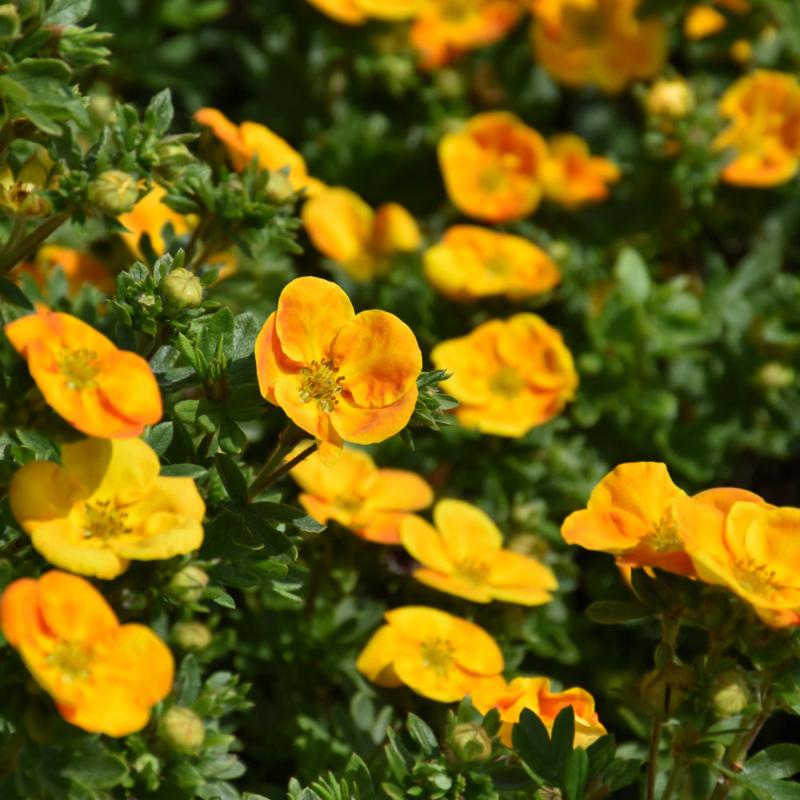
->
[[14, 245, 115, 295], [542, 135, 620, 209], [561, 462, 695, 576], [0, 571, 173, 736], [402, 499, 557, 604], [684, 0, 750, 40], [10, 437, 205, 579], [423, 225, 560, 301], [305, 0, 422, 24], [302, 186, 421, 281], [291, 445, 433, 543], [118, 184, 191, 257], [431, 314, 577, 437], [356, 606, 504, 701], [255, 277, 422, 448], [531, 0, 667, 93], [714, 70, 800, 187], [438, 112, 548, 223], [4, 307, 162, 438]]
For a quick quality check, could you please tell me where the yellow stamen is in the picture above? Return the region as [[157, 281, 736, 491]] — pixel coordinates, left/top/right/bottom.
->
[[732, 558, 778, 595], [48, 641, 94, 681], [644, 510, 681, 553], [82, 500, 131, 540], [420, 637, 456, 677], [58, 348, 101, 391], [489, 367, 524, 397], [455, 556, 491, 584], [299, 358, 345, 413]]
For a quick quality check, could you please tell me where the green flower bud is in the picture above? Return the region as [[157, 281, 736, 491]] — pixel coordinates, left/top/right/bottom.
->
[[451, 723, 492, 763], [757, 362, 794, 390], [87, 170, 139, 215], [173, 621, 213, 651], [88, 95, 117, 126], [159, 707, 205, 753], [712, 672, 750, 717], [161, 268, 204, 309], [434, 68, 464, 100], [168, 565, 209, 603], [0, 4, 21, 43], [266, 170, 295, 203], [156, 142, 194, 182]]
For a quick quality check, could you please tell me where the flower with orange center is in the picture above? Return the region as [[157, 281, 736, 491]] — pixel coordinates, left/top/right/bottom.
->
[[675, 488, 800, 628], [13, 246, 115, 295], [410, 0, 527, 70], [0, 571, 174, 736], [530, 0, 667, 93], [291, 446, 433, 543], [438, 112, 549, 223], [431, 314, 577, 437], [471, 676, 606, 746], [194, 108, 325, 196], [302, 186, 421, 281], [713, 70, 800, 188], [541, 135, 620, 210], [305, 0, 423, 24], [255, 277, 422, 448], [561, 462, 695, 576], [424, 226, 560, 301], [401, 499, 557, 604], [356, 606, 504, 702], [4, 307, 162, 438], [118, 184, 191, 258], [10, 437, 205, 579]]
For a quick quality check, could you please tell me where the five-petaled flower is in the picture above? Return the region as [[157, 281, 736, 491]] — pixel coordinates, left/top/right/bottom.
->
[[401, 499, 557, 604], [0, 571, 174, 736], [4, 307, 162, 438], [255, 276, 422, 449]]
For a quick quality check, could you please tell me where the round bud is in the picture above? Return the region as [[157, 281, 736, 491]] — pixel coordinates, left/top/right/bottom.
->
[[712, 672, 750, 717], [434, 68, 464, 100], [645, 79, 695, 119], [0, 4, 21, 43], [173, 621, 213, 652], [168, 565, 209, 603], [451, 723, 492, 763], [266, 170, 295, 203], [88, 95, 117, 126], [161, 268, 204, 310], [758, 362, 794, 389], [159, 707, 205, 753], [87, 170, 139, 215]]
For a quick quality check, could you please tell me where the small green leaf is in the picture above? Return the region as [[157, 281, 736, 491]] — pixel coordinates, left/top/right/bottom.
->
[[406, 713, 437, 755]]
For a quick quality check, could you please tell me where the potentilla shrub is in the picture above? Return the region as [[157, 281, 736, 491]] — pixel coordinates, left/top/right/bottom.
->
[[1, 1, 800, 799]]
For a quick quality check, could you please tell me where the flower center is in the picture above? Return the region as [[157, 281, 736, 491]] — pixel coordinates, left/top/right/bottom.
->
[[48, 641, 94, 681], [644, 509, 682, 553], [420, 637, 456, 677], [455, 556, 491, 584], [732, 558, 778, 596], [333, 493, 362, 514], [58, 347, 101, 391], [489, 367, 524, 397], [485, 255, 511, 275], [478, 166, 508, 193], [82, 500, 132, 540], [299, 359, 346, 413]]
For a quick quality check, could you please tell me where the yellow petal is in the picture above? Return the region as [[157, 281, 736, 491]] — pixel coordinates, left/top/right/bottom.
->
[[330, 385, 418, 445], [302, 187, 374, 264], [38, 571, 119, 640], [356, 624, 410, 687], [10, 460, 84, 528], [412, 568, 494, 603], [364, 468, 433, 513], [435, 499, 503, 558], [401, 515, 454, 572]]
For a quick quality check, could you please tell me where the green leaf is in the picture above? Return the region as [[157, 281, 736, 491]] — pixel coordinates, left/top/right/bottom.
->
[[562, 747, 590, 800], [216, 453, 248, 506], [745, 745, 800, 783], [143, 421, 174, 456], [44, 0, 92, 24], [146, 88, 174, 135], [585, 600, 652, 624], [550, 706, 576, 779], [406, 713, 437, 755], [512, 708, 550, 784], [615, 247, 651, 302], [61, 745, 128, 789]]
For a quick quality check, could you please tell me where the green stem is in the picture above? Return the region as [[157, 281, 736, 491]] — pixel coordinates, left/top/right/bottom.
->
[[0, 211, 70, 274], [661, 759, 685, 800], [247, 425, 309, 501], [647, 718, 664, 800], [248, 442, 317, 499]]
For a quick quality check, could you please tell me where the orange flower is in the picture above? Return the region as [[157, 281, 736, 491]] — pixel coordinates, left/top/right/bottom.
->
[[472, 676, 606, 747], [118, 184, 191, 257], [410, 0, 526, 70], [305, 0, 423, 24], [254, 277, 422, 448], [302, 187, 421, 281], [0, 571, 173, 736], [291, 446, 433, 543], [684, 1, 750, 40], [676, 488, 800, 628], [401, 499, 557, 604], [530, 0, 667, 93], [10, 438, 205, 579], [561, 462, 695, 576], [194, 108, 325, 195], [713, 70, 800, 187], [438, 112, 549, 223], [431, 314, 577, 437], [13, 246, 115, 295], [424, 226, 560, 301], [4, 307, 162, 438], [541, 135, 620, 209], [356, 606, 504, 702]]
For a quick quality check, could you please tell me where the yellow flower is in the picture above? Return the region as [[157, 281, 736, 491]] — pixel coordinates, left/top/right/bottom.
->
[[530, 0, 667, 93], [423, 225, 560, 301], [431, 314, 577, 437], [684, 1, 750, 40], [438, 112, 549, 223], [118, 184, 191, 257], [4, 307, 162, 439], [561, 462, 695, 576], [645, 78, 695, 119], [305, 0, 423, 24], [675, 488, 800, 628], [401, 499, 557, 604], [356, 606, 504, 702], [302, 187, 421, 281], [291, 446, 433, 543], [0, 571, 173, 736], [10, 438, 205, 579], [472, 676, 606, 747], [541, 134, 620, 210], [713, 70, 800, 188], [255, 277, 422, 449], [13, 245, 115, 296]]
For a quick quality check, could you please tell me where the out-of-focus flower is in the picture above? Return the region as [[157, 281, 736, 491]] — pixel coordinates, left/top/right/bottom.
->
[[561, 462, 695, 576], [159, 707, 205, 753], [10, 437, 205, 579], [255, 277, 422, 449], [0, 148, 56, 217], [291, 446, 433, 543], [13, 245, 115, 295], [4, 307, 162, 438], [356, 606, 504, 701], [0, 571, 173, 736], [305, 0, 422, 24], [530, 0, 667, 93], [431, 314, 577, 437], [118, 184, 191, 257], [730, 38, 753, 64], [423, 226, 560, 301], [401, 499, 557, 604], [438, 112, 548, 222], [713, 70, 800, 187], [302, 187, 421, 281], [541, 134, 620, 209], [472, 676, 606, 746], [645, 78, 695, 119], [684, 0, 750, 40]]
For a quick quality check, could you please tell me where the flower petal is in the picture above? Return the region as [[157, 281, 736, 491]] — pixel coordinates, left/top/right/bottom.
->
[[412, 568, 494, 603], [434, 499, 503, 558], [356, 624, 410, 687], [94, 350, 163, 431], [330, 385, 417, 445], [401, 515, 454, 573], [38, 571, 119, 640], [363, 468, 433, 513], [10, 460, 85, 528]]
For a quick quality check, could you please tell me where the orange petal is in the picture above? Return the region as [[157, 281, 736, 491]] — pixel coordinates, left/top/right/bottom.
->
[[364, 468, 433, 513], [302, 187, 374, 264], [330, 385, 418, 445], [0, 578, 41, 647], [291, 446, 376, 502], [38, 571, 118, 640], [94, 351, 163, 431], [254, 311, 301, 404]]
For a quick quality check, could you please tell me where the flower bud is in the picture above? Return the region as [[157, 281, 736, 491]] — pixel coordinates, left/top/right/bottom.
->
[[88, 94, 117, 126], [266, 170, 295, 203], [0, 4, 21, 43], [757, 362, 794, 390], [159, 707, 205, 753], [172, 621, 213, 651], [161, 268, 204, 309], [712, 672, 750, 717], [156, 142, 194, 182], [87, 170, 139, 215], [434, 68, 464, 100], [645, 79, 695, 119], [451, 723, 492, 762], [168, 565, 209, 603]]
